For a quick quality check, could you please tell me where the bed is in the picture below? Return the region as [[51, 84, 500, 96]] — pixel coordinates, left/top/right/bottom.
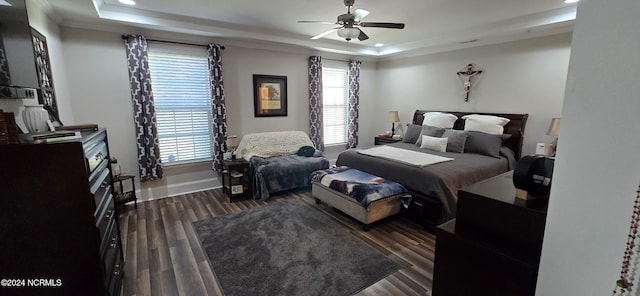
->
[[335, 110, 528, 227]]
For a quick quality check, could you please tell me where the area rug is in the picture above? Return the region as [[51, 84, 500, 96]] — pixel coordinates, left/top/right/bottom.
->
[[193, 199, 401, 296]]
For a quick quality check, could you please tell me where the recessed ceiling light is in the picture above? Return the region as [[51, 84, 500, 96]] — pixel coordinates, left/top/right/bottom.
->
[[119, 0, 136, 5], [564, 0, 579, 3], [375, 43, 384, 47]]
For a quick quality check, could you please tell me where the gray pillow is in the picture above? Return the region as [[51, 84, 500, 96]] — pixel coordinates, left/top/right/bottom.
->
[[441, 129, 468, 153], [402, 124, 422, 143], [465, 131, 512, 158], [415, 125, 446, 146]]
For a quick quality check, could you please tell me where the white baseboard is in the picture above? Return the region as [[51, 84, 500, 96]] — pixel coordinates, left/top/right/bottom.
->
[[135, 177, 222, 202]]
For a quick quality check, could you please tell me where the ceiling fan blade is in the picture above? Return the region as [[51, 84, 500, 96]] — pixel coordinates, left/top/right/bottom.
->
[[298, 20, 336, 25], [311, 28, 339, 40], [357, 28, 369, 41], [353, 9, 370, 22], [360, 22, 405, 29]]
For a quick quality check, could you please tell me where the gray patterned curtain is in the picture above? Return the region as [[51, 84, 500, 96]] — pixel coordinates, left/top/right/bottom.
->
[[207, 43, 228, 172], [0, 33, 10, 86], [0, 32, 13, 97], [308, 56, 324, 151], [123, 35, 163, 181], [347, 59, 361, 148]]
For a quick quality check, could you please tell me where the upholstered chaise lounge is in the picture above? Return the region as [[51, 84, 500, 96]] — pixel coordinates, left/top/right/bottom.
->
[[236, 131, 329, 201]]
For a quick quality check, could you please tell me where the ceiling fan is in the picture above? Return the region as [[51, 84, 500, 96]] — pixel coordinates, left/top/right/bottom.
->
[[298, 0, 405, 41]]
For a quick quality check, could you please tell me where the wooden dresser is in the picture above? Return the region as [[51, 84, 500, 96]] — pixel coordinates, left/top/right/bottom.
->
[[0, 110, 19, 145], [0, 129, 124, 296], [432, 171, 548, 296]]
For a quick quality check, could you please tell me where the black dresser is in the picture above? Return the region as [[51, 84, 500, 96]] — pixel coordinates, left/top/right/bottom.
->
[[432, 171, 548, 296], [0, 129, 124, 296]]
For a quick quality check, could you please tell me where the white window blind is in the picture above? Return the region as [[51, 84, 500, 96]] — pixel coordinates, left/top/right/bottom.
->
[[322, 63, 349, 145], [148, 44, 213, 164]]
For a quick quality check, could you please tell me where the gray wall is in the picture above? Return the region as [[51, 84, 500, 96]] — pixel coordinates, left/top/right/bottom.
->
[[0, 1, 73, 131], [57, 26, 377, 199], [13, 2, 639, 294], [2, 12, 571, 199], [372, 33, 572, 156]]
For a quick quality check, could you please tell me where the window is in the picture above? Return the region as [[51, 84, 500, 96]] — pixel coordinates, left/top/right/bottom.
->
[[322, 63, 349, 145], [148, 44, 213, 164]]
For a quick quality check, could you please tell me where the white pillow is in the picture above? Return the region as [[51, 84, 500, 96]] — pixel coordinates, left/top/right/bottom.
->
[[462, 114, 510, 135], [419, 135, 448, 152], [421, 112, 458, 129]]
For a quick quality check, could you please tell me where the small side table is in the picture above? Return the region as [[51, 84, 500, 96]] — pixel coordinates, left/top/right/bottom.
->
[[374, 136, 402, 145], [113, 174, 137, 210], [221, 159, 251, 202]]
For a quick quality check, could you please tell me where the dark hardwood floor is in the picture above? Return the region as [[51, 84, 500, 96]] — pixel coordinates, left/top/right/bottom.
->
[[117, 188, 436, 296]]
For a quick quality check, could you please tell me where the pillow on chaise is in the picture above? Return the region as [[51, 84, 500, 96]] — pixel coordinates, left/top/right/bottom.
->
[[297, 146, 316, 157]]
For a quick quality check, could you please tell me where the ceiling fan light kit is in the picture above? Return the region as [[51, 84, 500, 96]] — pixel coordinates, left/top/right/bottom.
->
[[337, 28, 360, 40], [298, 0, 405, 42]]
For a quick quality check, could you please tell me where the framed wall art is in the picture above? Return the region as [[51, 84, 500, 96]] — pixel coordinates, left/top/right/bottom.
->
[[253, 74, 287, 117], [31, 27, 58, 118]]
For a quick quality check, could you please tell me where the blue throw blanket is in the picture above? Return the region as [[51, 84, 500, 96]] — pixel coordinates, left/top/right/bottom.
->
[[310, 166, 408, 208], [250, 154, 329, 201]]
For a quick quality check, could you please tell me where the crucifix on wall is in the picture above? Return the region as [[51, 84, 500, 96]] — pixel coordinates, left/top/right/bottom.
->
[[457, 63, 483, 102]]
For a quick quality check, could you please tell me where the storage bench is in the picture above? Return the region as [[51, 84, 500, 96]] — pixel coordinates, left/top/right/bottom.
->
[[310, 166, 409, 231]]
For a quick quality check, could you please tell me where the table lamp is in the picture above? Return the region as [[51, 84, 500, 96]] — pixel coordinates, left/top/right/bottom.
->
[[546, 118, 560, 156], [226, 136, 239, 159], [387, 111, 400, 136]]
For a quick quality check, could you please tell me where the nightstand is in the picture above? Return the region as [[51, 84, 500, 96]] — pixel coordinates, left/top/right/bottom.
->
[[374, 136, 402, 145], [114, 174, 137, 210], [221, 159, 251, 202]]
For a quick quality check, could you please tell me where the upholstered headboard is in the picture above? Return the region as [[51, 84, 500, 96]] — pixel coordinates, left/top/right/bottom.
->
[[412, 110, 529, 159]]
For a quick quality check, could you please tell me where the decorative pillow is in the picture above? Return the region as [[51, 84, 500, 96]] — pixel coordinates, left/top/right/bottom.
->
[[421, 112, 458, 129], [402, 124, 422, 143], [441, 129, 468, 153], [419, 135, 448, 152], [297, 146, 316, 157], [415, 125, 446, 146], [465, 131, 512, 158], [462, 114, 510, 135]]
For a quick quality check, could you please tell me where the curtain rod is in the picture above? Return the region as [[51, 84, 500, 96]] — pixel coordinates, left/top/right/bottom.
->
[[323, 58, 350, 62], [120, 35, 225, 50]]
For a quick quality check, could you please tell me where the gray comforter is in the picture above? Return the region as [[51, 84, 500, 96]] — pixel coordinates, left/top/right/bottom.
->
[[250, 154, 329, 201], [336, 142, 516, 219]]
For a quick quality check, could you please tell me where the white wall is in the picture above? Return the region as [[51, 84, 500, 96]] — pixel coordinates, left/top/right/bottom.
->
[[536, 1, 640, 295], [373, 33, 572, 156]]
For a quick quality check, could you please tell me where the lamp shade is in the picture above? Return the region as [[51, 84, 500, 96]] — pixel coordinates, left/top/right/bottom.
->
[[226, 136, 239, 149], [337, 28, 360, 40], [546, 118, 560, 136], [387, 111, 400, 123]]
